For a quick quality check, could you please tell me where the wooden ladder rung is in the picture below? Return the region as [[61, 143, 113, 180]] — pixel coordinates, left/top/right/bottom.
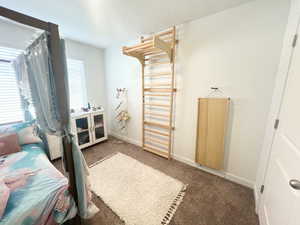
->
[[124, 41, 152, 51], [145, 52, 167, 58], [144, 121, 170, 129], [144, 115, 169, 122], [143, 145, 169, 158], [139, 47, 157, 54], [144, 103, 170, 108], [143, 49, 164, 56], [144, 88, 176, 93], [145, 55, 169, 62], [144, 93, 171, 97], [144, 128, 170, 137], [145, 136, 169, 146], [145, 83, 171, 87], [144, 72, 171, 77], [145, 61, 170, 66], [145, 112, 170, 118]]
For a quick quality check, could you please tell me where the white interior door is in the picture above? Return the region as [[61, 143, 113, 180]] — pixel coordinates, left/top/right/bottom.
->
[[259, 26, 300, 225]]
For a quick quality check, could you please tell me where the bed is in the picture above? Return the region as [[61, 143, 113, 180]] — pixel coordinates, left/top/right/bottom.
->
[[0, 141, 77, 225]]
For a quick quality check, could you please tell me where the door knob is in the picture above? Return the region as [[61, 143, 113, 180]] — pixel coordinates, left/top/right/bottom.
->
[[289, 179, 300, 190]]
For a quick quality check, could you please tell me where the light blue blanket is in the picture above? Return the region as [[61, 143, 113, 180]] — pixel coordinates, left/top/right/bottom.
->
[[0, 143, 77, 225]]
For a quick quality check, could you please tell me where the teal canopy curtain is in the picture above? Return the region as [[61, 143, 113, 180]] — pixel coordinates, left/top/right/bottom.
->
[[25, 33, 61, 134], [12, 33, 98, 219]]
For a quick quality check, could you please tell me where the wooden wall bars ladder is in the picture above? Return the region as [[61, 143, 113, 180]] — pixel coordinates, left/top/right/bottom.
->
[[122, 26, 177, 159]]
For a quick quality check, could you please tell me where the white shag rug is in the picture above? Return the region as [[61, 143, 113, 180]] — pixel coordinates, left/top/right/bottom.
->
[[89, 153, 187, 225]]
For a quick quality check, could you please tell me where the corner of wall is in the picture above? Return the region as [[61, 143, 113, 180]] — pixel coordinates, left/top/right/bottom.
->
[[109, 132, 142, 147]]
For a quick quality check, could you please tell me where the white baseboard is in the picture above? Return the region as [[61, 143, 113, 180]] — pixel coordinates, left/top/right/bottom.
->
[[254, 184, 260, 214], [172, 154, 254, 189], [226, 173, 254, 189], [110, 132, 142, 147], [109, 133, 254, 189]]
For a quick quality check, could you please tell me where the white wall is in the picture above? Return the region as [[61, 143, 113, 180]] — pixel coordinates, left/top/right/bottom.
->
[[0, 20, 106, 109], [0, 19, 38, 49], [105, 0, 290, 187], [65, 39, 107, 109], [105, 39, 142, 144]]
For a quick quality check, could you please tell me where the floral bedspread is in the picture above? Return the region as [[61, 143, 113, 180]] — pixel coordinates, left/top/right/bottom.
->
[[0, 143, 77, 225]]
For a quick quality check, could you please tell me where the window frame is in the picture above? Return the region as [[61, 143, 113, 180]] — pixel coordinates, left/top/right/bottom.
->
[[66, 58, 88, 110], [0, 46, 24, 125]]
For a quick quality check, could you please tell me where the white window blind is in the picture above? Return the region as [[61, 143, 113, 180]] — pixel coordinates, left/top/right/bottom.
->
[[0, 46, 24, 125], [67, 59, 87, 110]]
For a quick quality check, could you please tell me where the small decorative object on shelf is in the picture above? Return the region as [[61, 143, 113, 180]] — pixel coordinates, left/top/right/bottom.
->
[[81, 107, 89, 112], [92, 105, 103, 111]]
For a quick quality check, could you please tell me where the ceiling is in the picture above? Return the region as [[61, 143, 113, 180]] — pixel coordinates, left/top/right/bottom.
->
[[0, 0, 253, 48]]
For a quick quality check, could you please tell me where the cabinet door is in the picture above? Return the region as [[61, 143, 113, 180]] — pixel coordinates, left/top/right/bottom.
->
[[74, 115, 93, 148], [91, 112, 107, 143]]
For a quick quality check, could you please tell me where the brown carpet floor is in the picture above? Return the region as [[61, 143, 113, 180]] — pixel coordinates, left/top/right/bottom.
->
[[54, 137, 259, 225]]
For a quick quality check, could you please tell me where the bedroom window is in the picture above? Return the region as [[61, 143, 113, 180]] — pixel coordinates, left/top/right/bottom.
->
[[67, 59, 87, 110], [0, 46, 24, 125]]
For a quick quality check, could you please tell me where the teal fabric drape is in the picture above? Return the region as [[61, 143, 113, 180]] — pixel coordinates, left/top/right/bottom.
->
[[12, 33, 98, 219], [25, 33, 61, 134], [60, 40, 98, 219]]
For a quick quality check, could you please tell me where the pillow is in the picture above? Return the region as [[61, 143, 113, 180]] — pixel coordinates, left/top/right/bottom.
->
[[12, 120, 36, 131], [0, 120, 36, 134], [0, 180, 10, 220], [17, 126, 42, 145], [0, 133, 21, 157]]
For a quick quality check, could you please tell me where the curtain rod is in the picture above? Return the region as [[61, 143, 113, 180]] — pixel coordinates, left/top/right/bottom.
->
[[0, 59, 11, 63], [0, 6, 54, 32]]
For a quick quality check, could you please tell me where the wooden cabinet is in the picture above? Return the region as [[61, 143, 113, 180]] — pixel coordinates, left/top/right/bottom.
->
[[47, 110, 107, 159], [71, 110, 108, 149]]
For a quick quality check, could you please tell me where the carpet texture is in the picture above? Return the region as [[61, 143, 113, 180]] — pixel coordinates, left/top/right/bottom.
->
[[54, 137, 259, 225], [89, 153, 187, 225]]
